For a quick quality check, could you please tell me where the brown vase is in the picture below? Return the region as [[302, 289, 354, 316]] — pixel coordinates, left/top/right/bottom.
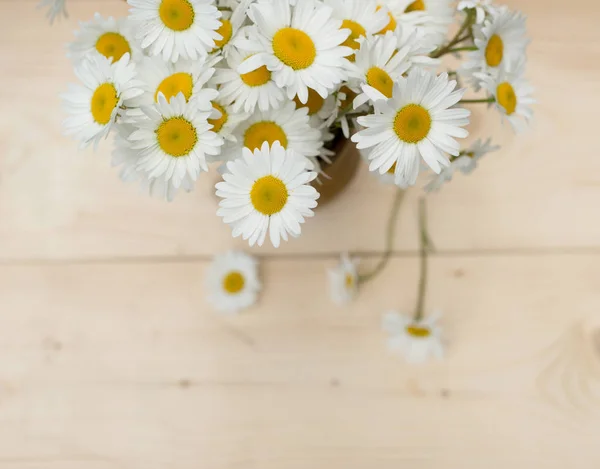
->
[[313, 136, 361, 207]]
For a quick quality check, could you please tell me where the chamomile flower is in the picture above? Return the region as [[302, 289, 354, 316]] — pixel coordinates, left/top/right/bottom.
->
[[128, 0, 222, 62], [328, 253, 360, 305], [221, 102, 323, 167], [211, 0, 254, 55], [293, 88, 338, 129], [128, 93, 224, 189], [382, 311, 444, 363], [394, 24, 439, 70], [207, 99, 249, 144], [463, 7, 529, 77], [216, 141, 319, 248], [384, 0, 453, 46], [324, 0, 389, 57], [457, 0, 494, 25], [424, 138, 499, 192], [62, 54, 143, 149], [351, 68, 470, 186], [69, 14, 141, 64], [237, 0, 352, 104], [476, 63, 534, 132], [39, 0, 67, 24], [212, 46, 285, 113], [347, 32, 411, 108], [206, 251, 261, 314]]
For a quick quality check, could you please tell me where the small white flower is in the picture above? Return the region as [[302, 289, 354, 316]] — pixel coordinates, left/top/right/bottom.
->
[[216, 141, 320, 248], [62, 54, 143, 149], [457, 0, 494, 25], [476, 62, 535, 133], [206, 251, 261, 314], [207, 99, 250, 145], [383, 310, 444, 363], [424, 138, 500, 192], [328, 253, 360, 305], [128, 0, 222, 62], [351, 68, 470, 186], [69, 14, 142, 65], [39, 0, 67, 24]]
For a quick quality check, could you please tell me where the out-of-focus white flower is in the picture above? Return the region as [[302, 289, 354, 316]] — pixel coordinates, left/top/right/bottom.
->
[[383, 310, 444, 363]]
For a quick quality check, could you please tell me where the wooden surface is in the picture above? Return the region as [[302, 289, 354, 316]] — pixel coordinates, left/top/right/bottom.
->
[[1, 0, 600, 467]]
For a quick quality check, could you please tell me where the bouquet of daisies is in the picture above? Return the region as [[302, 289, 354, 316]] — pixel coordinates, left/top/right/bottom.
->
[[54, 0, 533, 250]]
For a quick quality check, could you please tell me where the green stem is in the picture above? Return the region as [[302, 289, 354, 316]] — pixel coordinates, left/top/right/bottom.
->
[[431, 10, 476, 59], [358, 188, 406, 285], [414, 198, 431, 322], [446, 46, 478, 54], [460, 98, 495, 104]]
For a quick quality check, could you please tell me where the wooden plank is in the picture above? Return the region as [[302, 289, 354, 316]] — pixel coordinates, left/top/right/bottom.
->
[[0, 255, 599, 468], [1, 0, 599, 260]]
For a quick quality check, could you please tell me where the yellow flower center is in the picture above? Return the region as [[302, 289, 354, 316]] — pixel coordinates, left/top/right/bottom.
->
[[91, 83, 119, 125], [154, 72, 194, 103], [272, 27, 316, 70], [485, 34, 504, 67], [208, 102, 228, 133], [223, 271, 245, 294], [366, 67, 394, 98], [338, 85, 357, 110], [240, 63, 271, 87], [405, 0, 425, 12], [250, 175, 289, 216], [345, 273, 354, 288], [377, 9, 397, 35], [341, 19, 366, 52], [244, 121, 288, 152], [496, 82, 517, 115], [293, 88, 325, 116], [95, 32, 131, 62], [156, 116, 198, 157], [406, 325, 432, 338], [159, 0, 195, 32], [214, 19, 233, 49], [394, 104, 431, 143]]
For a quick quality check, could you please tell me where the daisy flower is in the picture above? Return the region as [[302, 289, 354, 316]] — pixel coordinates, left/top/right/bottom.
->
[[62, 54, 143, 149], [328, 253, 360, 305], [351, 68, 470, 186], [207, 99, 249, 144], [347, 32, 411, 108], [211, 46, 285, 113], [69, 14, 141, 65], [293, 88, 338, 129], [457, 0, 494, 25], [221, 101, 323, 167], [476, 63, 535, 132], [206, 251, 261, 314], [463, 7, 529, 78], [394, 23, 439, 70], [128, 0, 222, 62], [382, 311, 444, 363], [39, 0, 67, 24], [216, 141, 319, 248], [237, 0, 353, 104], [211, 0, 255, 55], [324, 0, 389, 57], [128, 93, 224, 189], [424, 138, 499, 192], [383, 0, 453, 46]]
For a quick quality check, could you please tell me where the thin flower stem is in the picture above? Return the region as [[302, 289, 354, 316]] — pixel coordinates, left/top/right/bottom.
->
[[446, 46, 478, 53], [460, 98, 495, 104], [414, 198, 432, 322], [358, 188, 406, 285], [430, 10, 476, 59]]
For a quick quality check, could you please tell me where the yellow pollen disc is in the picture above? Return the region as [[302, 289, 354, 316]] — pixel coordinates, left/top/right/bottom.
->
[[91, 83, 119, 125], [496, 82, 517, 115], [366, 67, 394, 98], [244, 121, 288, 152], [406, 325, 432, 338], [339, 85, 357, 110], [95, 32, 131, 61], [377, 10, 397, 35], [272, 27, 316, 70], [387, 162, 397, 174], [345, 273, 354, 288], [405, 0, 425, 12], [156, 116, 198, 157], [341, 19, 366, 52], [223, 271, 245, 294], [250, 175, 289, 216], [154, 72, 193, 103], [485, 34, 504, 67], [159, 0, 195, 32], [214, 19, 233, 49], [208, 102, 228, 133], [240, 63, 271, 87], [293, 88, 325, 116], [394, 104, 431, 144]]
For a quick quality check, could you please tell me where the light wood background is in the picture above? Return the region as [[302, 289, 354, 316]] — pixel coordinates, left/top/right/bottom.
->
[[1, 0, 600, 467]]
